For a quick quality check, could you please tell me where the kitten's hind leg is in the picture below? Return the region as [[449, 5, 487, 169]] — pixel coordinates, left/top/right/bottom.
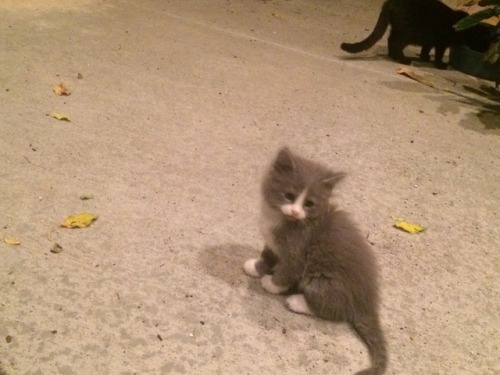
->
[[286, 294, 313, 315], [261, 275, 289, 294], [243, 246, 278, 277], [300, 277, 350, 321]]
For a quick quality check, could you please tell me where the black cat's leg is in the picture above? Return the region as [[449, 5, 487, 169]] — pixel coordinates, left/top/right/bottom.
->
[[433, 45, 448, 69], [387, 32, 399, 59], [243, 245, 278, 277], [388, 33, 411, 65], [395, 45, 412, 65], [420, 45, 431, 62]]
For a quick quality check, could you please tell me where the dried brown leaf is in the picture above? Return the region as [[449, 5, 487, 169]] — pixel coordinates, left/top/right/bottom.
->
[[53, 83, 71, 96], [396, 67, 435, 88]]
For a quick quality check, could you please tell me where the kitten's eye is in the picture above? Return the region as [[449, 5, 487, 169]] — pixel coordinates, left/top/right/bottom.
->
[[305, 200, 315, 208], [284, 192, 295, 202]]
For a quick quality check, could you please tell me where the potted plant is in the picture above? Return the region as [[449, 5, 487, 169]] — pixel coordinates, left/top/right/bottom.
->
[[451, 0, 500, 86]]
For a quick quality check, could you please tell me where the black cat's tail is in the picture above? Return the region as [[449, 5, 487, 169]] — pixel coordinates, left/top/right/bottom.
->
[[340, 0, 391, 53], [350, 314, 388, 375]]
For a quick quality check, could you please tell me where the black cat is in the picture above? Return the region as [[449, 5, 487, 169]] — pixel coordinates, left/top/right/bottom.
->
[[341, 0, 492, 69]]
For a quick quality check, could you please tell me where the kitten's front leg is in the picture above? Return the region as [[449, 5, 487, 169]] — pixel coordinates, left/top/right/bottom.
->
[[260, 275, 289, 294], [243, 246, 279, 278], [260, 255, 299, 294]]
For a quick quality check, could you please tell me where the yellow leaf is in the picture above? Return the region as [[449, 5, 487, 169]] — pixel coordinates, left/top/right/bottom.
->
[[51, 112, 71, 122], [394, 220, 425, 234], [4, 235, 21, 245], [61, 213, 98, 228], [53, 83, 71, 96]]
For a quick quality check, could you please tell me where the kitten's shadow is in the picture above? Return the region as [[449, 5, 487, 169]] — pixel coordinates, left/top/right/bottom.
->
[[197, 243, 269, 296], [197, 243, 337, 333], [196, 243, 251, 283]]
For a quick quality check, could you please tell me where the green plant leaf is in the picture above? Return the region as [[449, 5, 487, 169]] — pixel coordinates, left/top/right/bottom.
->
[[485, 40, 500, 63], [454, 8, 498, 30], [478, 0, 500, 7]]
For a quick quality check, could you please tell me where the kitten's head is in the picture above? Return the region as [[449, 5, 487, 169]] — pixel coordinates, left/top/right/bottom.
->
[[262, 147, 345, 222]]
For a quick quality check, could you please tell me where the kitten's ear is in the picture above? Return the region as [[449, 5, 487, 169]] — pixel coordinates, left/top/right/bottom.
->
[[273, 147, 296, 174], [322, 171, 346, 190]]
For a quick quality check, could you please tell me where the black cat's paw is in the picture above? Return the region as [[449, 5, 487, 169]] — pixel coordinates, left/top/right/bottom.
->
[[434, 61, 448, 70], [397, 57, 412, 65], [420, 54, 431, 62]]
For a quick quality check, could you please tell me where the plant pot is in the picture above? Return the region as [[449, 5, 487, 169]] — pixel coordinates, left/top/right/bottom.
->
[[449, 45, 500, 82]]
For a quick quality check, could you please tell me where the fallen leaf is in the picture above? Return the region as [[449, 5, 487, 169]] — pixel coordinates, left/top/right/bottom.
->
[[51, 243, 63, 253], [396, 67, 435, 88], [394, 220, 425, 234], [53, 83, 71, 96], [80, 193, 94, 200], [4, 235, 21, 245], [61, 213, 98, 228], [51, 112, 71, 122]]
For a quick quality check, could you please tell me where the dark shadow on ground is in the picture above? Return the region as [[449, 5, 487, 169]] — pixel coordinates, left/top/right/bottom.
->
[[379, 73, 500, 134], [451, 85, 500, 133], [338, 54, 389, 63], [198, 244, 298, 330], [197, 243, 255, 286], [197, 243, 273, 297]]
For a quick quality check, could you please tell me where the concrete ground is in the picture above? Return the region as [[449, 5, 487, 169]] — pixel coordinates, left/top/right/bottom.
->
[[1, 0, 499, 374]]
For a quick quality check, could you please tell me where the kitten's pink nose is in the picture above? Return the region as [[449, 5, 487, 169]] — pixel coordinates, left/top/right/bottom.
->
[[291, 207, 301, 218]]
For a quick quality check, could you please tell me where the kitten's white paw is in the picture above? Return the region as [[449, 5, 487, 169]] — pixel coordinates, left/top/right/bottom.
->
[[260, 275, 287, 294], [286, 294, 313, 315], [243, 258, 260, 278]]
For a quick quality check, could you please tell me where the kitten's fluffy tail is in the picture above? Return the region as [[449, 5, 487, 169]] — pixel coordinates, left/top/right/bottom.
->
[[351, 315, 388, 375], [340, 0, 390, 53]]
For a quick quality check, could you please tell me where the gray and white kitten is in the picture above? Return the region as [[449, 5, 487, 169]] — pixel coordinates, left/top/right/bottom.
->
[[243, 147, 387, 375]]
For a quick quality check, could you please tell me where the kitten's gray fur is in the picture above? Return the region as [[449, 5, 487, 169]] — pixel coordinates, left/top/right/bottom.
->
[[244, 147, 387, 375]]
